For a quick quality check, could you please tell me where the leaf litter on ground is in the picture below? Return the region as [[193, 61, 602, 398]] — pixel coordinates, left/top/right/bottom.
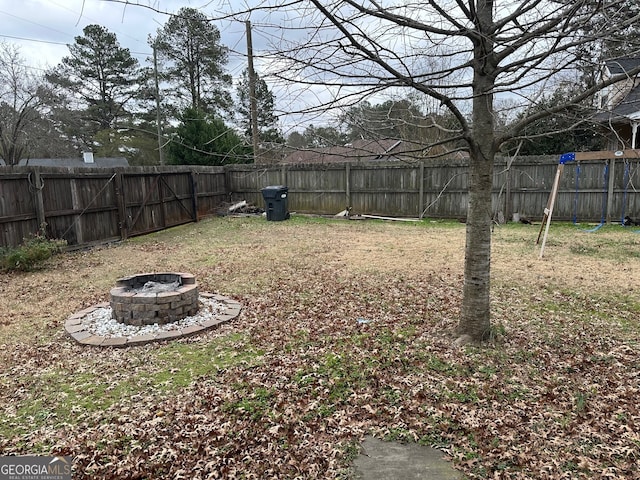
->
[[0, 218, 639, 479]]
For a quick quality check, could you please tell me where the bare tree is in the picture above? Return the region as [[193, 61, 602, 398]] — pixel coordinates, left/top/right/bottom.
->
[[245, 0, 640, 343], [104, 0, 640, 343], [0, 42, 48, 165]]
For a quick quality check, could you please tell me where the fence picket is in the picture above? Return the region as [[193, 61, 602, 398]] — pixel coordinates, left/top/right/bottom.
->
[[1, 155, 637, 249]]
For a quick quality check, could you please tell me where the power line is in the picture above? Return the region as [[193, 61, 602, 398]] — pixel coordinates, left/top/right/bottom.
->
[[0, 33, 68, 46], [0, 6, 152, 57], [0, 33, 151, 59], [0, 9, 73, 38]]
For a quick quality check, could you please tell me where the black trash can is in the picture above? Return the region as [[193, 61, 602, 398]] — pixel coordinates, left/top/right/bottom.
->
[[261, 185, 290, 221]]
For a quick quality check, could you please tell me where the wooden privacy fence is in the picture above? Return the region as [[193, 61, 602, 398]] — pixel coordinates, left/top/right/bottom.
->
[[226, 154, 640, 224], [2, 153, 639, 249], [0, 166, 226, 249]]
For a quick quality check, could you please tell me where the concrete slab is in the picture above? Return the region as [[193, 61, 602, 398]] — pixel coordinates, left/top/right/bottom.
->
[[352, 436, 464, 480]]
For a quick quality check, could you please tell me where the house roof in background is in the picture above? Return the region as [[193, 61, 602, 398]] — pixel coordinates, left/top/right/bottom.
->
[[17, 157, 129, 168], [606, 58, 640, 76], [280, 139, 426, 164], [595, 84, 640, 124], [609, 84, 640, 117], [595, 58, 640, 125]]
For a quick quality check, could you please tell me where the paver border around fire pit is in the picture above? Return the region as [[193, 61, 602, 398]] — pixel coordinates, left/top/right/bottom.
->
[[64, 292, 242, 347]]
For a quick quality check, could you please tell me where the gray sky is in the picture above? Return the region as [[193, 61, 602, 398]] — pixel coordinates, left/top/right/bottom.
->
[[0, 1, 250, 76], [0, 0, 323, 131], [0, 0, 384, 132]]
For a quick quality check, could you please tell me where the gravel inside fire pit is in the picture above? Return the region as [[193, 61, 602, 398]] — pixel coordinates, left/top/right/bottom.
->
[[81, 296, 226, 339]]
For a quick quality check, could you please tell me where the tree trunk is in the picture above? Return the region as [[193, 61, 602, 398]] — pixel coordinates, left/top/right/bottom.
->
[[458, 146, 494, 342], [456, 0, 496, 343]]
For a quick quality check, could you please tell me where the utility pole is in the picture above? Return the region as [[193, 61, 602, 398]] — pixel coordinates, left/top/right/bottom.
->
[[153, 40, 164, 165], [246, 20, 260, 163]]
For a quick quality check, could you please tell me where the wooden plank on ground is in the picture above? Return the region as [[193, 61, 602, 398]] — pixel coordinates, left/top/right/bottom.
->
[[360, 214, 421, 222]]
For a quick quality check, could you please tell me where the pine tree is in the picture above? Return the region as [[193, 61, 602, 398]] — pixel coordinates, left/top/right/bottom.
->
[[153, 8, 232, 118], [46, 25, 142, 149], [236, 69, 282, 143]]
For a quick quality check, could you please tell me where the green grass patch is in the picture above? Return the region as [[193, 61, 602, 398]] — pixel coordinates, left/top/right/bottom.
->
[[223, 386, 275, 421], [384, 427, 415, 442], [0, 333, 262, 440]]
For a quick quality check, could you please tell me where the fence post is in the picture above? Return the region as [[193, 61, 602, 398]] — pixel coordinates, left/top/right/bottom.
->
[[32, 169, 46, 234], [114, 172, 128, 240], [159, 173, 167, 229], [281, 164, 288, 186], [418, 161, 425, 218], [346, 163, 351, 208], [224, 165, 233, 201], [190, 171, 199, 222], [606, 158, 616, 224], [69, 178, 84, 244], [505, 164, 512, 222]]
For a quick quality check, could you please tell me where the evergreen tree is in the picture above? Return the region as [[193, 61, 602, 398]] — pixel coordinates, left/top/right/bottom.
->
[[236, 69, 282, 143], [167, 107, 250, 165], [342, 99, 425, 140], [46, 25, 142, 149], [301, 124, 347, 148], [507, 85, 608, 156], [153, 8, 232, 118], [286, 131, 307, 148], [341, 99, 462, 153]]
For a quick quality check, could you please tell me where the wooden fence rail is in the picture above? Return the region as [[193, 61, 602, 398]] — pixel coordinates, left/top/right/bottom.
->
[[226, 154, 640, 223], [2, 154, 639, 249], [0, 166, 226, 249]]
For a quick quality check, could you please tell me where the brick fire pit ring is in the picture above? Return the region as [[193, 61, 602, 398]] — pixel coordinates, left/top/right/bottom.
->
[[110, 272, 199, 326], [64, 272, 243, 347], [65, 292, 242, 347]]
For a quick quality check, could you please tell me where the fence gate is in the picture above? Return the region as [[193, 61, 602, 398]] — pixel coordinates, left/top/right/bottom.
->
[[123, 172, 198, 238]]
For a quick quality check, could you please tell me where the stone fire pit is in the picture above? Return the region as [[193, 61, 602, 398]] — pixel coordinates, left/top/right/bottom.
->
[[110, 272, 199, 326], [65, 271, 242, 347]]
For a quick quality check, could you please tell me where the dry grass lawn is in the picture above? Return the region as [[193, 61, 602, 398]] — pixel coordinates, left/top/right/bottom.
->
[[1, 216, 639, 479]]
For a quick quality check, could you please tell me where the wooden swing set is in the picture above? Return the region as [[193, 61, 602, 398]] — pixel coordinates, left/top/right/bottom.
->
[[536, 149, 640, 258]]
